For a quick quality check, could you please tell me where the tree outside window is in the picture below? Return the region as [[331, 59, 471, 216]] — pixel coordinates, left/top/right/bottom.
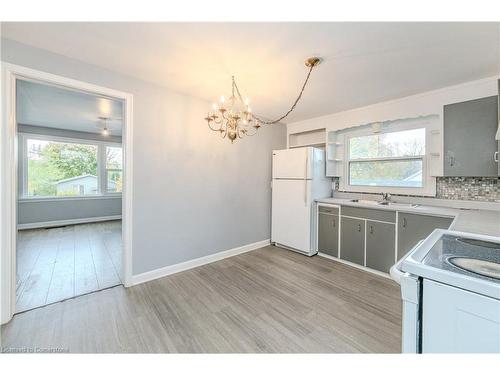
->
[[27, 139, 98, 197], [25, 137, 122, 197]]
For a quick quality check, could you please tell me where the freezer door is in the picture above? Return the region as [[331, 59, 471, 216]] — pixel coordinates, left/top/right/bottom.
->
[[272, 147, 313, 179], [271, 179, 312, 253]]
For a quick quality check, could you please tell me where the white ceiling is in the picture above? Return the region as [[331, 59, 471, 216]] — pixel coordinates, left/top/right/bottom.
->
[[3, 22, 500, 123], [17, 79, 124, 135]]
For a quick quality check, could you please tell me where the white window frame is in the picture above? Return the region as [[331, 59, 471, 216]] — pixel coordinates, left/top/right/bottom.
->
[[103, 145, 123, 194], [19, 132, 122, 200], [339, 118, 437, 196]]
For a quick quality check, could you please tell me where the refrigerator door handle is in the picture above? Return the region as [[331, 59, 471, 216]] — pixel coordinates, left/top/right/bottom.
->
[[304, 180, 308, 206], [304, 150, 309, 179], [304, 152, 309, 206]]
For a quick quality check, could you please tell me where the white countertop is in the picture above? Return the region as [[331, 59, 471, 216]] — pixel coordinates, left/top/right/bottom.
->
[[316, 197, 500, 238]]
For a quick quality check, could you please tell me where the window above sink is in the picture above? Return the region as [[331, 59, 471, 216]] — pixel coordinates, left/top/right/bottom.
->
[[335, 116, 440, 197], [348, 128, 425, 188]]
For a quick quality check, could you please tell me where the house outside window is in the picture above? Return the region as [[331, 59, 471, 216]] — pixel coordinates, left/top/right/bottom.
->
[[22, 135, 122, 199], [105, 146, 123, 193]]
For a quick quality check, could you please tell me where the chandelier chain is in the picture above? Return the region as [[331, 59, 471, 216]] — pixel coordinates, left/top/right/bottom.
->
[[205, 57, 321, 143], [232, 64, 315, 125]]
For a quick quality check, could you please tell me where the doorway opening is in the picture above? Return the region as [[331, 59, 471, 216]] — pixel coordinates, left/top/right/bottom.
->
[[14, 78, 125, 312], [15, 79, 124, 313], [0, 62, 133, 324]]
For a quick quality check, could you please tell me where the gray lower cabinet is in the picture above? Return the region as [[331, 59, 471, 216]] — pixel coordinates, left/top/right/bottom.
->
[[497, 141, 500, 175], [318, 212, 339, 257], [397, 213, 454, 260], [365, 220, 396, 273], [319, 205, 455, 275], [340, 216, 365, 266]]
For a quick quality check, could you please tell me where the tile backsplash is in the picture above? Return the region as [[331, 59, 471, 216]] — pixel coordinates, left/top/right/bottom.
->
[[436, 177, 499, 202], [333, 177, 500, 202]]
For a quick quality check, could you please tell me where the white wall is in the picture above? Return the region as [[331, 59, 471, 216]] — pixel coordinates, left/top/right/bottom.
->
[[1, 38, 286, 275], [287, 76, 498, 137]]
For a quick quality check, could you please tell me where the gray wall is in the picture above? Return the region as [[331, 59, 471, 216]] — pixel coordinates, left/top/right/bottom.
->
[[18, 197, 122, 226], [17, 124, 123, 227], [1, 38, 287, 275]]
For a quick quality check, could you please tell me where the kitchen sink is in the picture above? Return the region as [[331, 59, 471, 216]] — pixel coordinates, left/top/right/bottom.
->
[[447, 257, 500, 280], [349, 199, 419, 208], [349, 199, 379, 205], [380, 202, 420, 208]]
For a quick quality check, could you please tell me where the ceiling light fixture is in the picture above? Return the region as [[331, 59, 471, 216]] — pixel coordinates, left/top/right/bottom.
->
[[205, 57, 322, 143], [99, 116, 110, 136]]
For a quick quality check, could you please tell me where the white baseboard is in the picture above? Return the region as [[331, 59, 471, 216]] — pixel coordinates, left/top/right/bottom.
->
[[131, 239, 271, 286], [17, 215, 122, 230]]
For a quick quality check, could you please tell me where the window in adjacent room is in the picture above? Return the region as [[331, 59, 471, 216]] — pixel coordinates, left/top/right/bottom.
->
[[23, 135, 122, 198], [105, 146, 123, 193], [26, 138, 99, 197]]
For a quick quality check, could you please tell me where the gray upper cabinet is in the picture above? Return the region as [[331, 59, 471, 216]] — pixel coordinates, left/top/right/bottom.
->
[[397, 213, 454, 260], [366, 220, 395, 273], [444, 95, 499, 177], [318, 208, 339, 257], [340, 216, 365, 266], [497, 80, 500, 175]]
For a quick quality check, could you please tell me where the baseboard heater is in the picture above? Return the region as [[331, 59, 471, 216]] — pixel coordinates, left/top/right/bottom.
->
[[17, 215, 122, 230]]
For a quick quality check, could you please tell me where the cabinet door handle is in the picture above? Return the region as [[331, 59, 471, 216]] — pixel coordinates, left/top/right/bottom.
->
[[449, 155, 455, 167], [358, 224, 361, 232], [369, 225, 373, 234], [495, 151, 499, 163], [332, 219, 336, 228], [403, 218, 407, 228]]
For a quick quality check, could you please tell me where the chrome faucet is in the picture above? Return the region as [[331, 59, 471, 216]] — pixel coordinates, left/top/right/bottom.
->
[[380, 192, 391, 204]]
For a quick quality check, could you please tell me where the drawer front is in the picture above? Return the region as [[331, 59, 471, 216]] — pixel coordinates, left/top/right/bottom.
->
[[422, 279, 500, 353], [341, 206, 396, 223], [318, 205, 339, 215]]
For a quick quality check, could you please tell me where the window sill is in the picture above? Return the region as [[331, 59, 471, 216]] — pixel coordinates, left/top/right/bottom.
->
[[18, 194, 122, 203]]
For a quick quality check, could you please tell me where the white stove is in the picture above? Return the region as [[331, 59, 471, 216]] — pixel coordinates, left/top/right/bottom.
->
[[391, 229, 500, 353]]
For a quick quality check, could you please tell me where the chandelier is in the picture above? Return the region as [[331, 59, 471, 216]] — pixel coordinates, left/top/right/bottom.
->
[[205, 57, 321, 143]]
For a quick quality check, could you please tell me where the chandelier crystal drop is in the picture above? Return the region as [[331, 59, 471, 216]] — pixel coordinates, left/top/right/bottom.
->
[[205, 57, 321, 143]]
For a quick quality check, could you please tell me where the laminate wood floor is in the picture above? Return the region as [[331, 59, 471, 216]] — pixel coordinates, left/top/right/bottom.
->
[[2, 246, 402, 353], [15, 221, 122, 312]]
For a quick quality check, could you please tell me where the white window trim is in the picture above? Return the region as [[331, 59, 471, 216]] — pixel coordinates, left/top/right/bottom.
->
[[20, 132, 122, 199], [103, 145, 123, 194], [338, 118, 437, 197]]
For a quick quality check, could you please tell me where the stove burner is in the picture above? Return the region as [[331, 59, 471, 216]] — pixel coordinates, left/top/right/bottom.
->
[[456, 238, 500, 250]]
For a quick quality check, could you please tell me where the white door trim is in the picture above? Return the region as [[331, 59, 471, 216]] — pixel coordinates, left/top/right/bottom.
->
[[0, 62, 134, 324]]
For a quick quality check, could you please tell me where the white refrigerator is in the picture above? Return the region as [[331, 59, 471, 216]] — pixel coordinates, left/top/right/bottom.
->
[[271, 147, 332, 256]]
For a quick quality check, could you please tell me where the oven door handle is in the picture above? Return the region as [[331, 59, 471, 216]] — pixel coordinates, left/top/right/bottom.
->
[[390, 240, 425, 284]]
